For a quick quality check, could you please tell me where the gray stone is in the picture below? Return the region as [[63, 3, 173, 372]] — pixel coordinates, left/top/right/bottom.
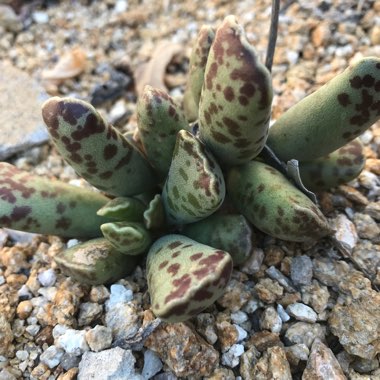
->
[[78, 347, 143, 380], [291, 255, 313, 286], [284, 322, 326, 348], [0, 5, 22, 32], [39, 345, 64, 369], [302, 339, 346, 380], [266, 266, 296, 293], [0, 63, 49, 160], [221, 344, 245, 368], [56, 328, 89, 356], [142, 349, 163, 379], [260, 306, 282, 333], [329, 275, 380, 360], [85, 325, 112, 352], [286, 303, 318, 323]]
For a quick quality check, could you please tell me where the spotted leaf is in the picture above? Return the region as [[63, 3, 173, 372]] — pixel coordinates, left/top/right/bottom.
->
[[267, 57, 380, 161], [54, 238, 138, 285], [183, 213, 253, 265], [146, 234, 232, 323], [143, 194, 166, 230], [101, 221, 151, 255], [183, 25, 215, 121], [162, 130, 225, 224], [199, 15, 273, 165], [0, 163, 110, 238], [299, 138, 366, 191], [137, 86, 189, 178], [97, 197, 145, 222], [42, 97, 157, 197], [227, 161, 333, 242]]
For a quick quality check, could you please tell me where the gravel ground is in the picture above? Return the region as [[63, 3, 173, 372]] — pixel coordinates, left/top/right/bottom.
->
[[0, 0, 379, 379]]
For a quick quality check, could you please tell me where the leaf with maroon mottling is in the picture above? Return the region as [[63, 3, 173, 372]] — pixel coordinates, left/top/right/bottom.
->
[[146, 234, 232, 322], [198, 15, 273, 165], [42, 97, 157, 197], [182, 213, 253, 265], [97, 197, 145, 222], [268, 57, 380, 161], [299, 138, 366, 191], [0, 162, 111, 238], [54, 238, 138, 285], [227, 161, 333, 242], [137, 86, 189, 179], [101, 221, 151, 255], [143, 194, 166, 230], [162, 130, 225, 224], [183, 25, 215, 121]]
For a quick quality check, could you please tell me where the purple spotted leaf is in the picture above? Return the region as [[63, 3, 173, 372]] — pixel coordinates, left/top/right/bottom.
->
[[101, 221, 151, 255], [182, 213, 253, 265], [54, 238, 138, 285], [183, 25, 215, 121], [227, 161, 333, 242], [298, 138, 366, 191], [199, 15, 273, 165], [162, 130, 225, 224], [137, 86, 189, 179], [143, 194, 166, 230], [0, 163, 111, 238], [268, 57, 380, 161], [97, 197, 145, 222], [42, 97, 157, 197], [146, 234, 232, 322]]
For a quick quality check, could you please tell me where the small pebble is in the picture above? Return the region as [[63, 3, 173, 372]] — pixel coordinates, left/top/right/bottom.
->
[[16, 300, 33, 320], [234, 325, 248, 342], [37, 269, 57, 287], [85, 325, 112, 352], [277, 304, 290, 322], [290, 256, 313, 286], [221, 344, 245, 368], [56, 329, 89, 356], [39, 345, 64, 369], [231, 311, 248, 325], [286, 303, 318, 323], [142, 349, 163, 379], [260, 306, 283, 333], [107, 284, 133, 306], [32, 11, 49, 24]]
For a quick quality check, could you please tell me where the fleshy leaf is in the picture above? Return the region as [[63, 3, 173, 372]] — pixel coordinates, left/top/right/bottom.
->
[[227, 161, 333, 242], [137, 86, 189, 178], [199, 15, 273, 165], [298, 138, 366, 191], [101, 221, 151, 255], [0, 163, 110, 238], [143, 194, 166, 230], [162, 130, 225, 224], [97, 197, 145, 222], [183, 25, 215, 121], [42, 96, 157, 196], [182, 213, 253, 265], [146, 234, 232, 323], [54, 238, 138, 285], [267, 57, 380, 161]]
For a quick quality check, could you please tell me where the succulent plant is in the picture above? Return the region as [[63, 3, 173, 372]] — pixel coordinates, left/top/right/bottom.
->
[[1, 15, 380, 323]]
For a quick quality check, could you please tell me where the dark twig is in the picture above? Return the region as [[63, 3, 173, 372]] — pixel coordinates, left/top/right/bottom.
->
[[265, 0, 280, 72]]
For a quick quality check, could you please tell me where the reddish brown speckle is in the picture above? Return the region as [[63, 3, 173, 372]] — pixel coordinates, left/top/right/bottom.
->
[[167, 263, 180, 276], [190, 252, 204, 261], [158, 260, 169, 269]]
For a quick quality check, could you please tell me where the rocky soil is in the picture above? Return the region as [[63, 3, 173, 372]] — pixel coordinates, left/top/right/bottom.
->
[[0, 0, 379, 379]]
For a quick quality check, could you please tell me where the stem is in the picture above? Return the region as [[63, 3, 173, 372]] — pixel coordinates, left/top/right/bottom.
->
[[265, 0, 280, 72]]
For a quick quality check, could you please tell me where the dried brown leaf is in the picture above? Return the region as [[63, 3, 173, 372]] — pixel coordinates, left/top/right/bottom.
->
[[134, 41, 183, 97], [42, 47, 87, 83]]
